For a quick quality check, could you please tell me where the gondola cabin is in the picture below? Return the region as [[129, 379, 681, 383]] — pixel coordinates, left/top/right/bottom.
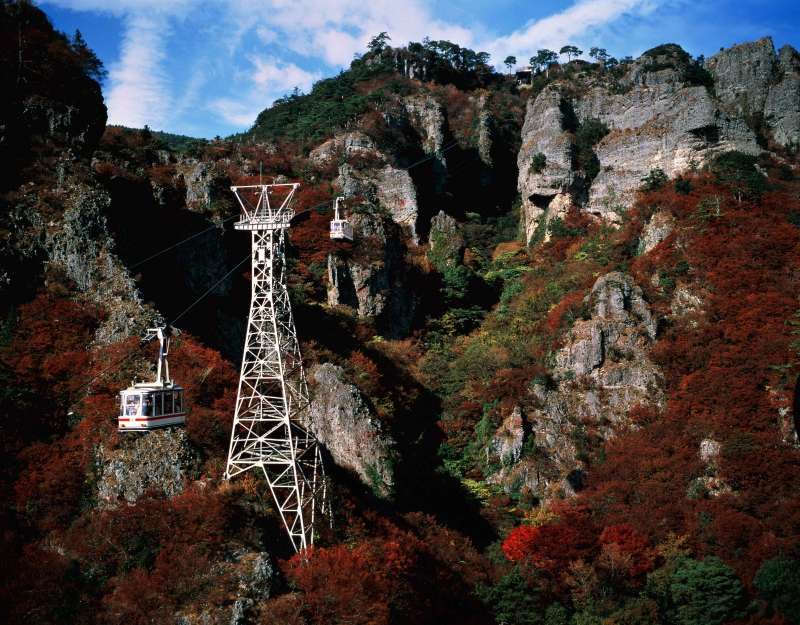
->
[[118, 326, 186, 431], [119, 383, 185, 430], [329, 196, 354, 241]]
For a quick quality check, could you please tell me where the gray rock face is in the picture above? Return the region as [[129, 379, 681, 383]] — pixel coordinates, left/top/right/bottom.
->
[[309, 131, 379, 166], [517, 85, 576, 242], [95, 428, 200, 507], [475, 93, 494, 167], [179, 161, 230, 212], [15, 92, 106, 159], [516, 38, 800, 237], [688, 437, 732, 499], [175, 549, 277, 625], [45, 183, 151, 344], [306, 363, 396, 498], [708, 38, 800, 147], [403, 94, 447, 160], [577, 78, 759, 218], [699, 438, 721, 464], [707, 37, 776, 117], [427, 210, 464, 270], [337, 162, 419, 240], [765, 45, 800, 147], [487, 406, 526, 466], [498, 273, 663, 502], [326, 212, 416, 337], [316, 130, 422, 239], [555, 271, 657, 381], [670, 283, 704, 318], [638, 210, 675, 254], [229, 550, 276, 625]]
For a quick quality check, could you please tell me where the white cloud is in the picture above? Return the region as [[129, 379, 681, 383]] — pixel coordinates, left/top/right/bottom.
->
[[210, 58, 320, 127], [249, 57, 318, 91], [486, 0, 654, 62], [106, 12, 171, 128]]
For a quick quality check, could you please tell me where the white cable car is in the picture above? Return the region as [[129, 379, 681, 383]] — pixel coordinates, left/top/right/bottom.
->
[[329, 196, 354, 242], [118, 327, 186, 431]]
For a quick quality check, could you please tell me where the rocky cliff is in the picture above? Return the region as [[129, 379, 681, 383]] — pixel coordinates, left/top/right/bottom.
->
[[517, 38, 798, 240], [488, 272, 663, 501], [326, 211, 417, 337]]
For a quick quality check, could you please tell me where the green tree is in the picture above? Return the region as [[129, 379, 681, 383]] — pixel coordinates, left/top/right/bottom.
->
[[477, 567, 543, 625], [709, 151, 766, 202], [668, 557, 746, 625], [367, 31, 391, 54], [560, 45, 583, 61], [640, 168, 669, 191], [530, 152, 547, 173], [754, 556, 800, 624], [589, 47, 609, 64], [71, 29, 106, 81], [531, 49, 558, 76], [504, 55, 517, 72]]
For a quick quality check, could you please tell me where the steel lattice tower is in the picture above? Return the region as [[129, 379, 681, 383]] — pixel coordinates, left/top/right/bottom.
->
[[224, 183, 326, 553]]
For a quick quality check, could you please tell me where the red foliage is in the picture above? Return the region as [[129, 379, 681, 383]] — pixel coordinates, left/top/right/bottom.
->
[[545, 290, 586, 333], [282, 514, 490, 625], [2, 293, 103, 437], [558, 171, 800, 581], [503, 522, 597, 578], [598, 523, 655, 577]]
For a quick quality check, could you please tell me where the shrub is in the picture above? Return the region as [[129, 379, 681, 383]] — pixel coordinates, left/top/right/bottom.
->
[[477, 567, 543, 625], [674, 177, 692, 195], [530, 152, 547, 173], [709, 151, 766, 202], [573, 118, 609, 181], [754, 556, 800, 624], [640, 169, 669, 191], [667, 557, 746, 625]]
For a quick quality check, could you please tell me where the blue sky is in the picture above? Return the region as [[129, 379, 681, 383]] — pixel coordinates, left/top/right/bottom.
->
[[41, 0, 800, 139]]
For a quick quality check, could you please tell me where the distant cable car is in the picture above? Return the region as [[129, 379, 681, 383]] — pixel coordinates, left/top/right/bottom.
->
[[329, 196, 354, 242], [118, 326, 186, 431]]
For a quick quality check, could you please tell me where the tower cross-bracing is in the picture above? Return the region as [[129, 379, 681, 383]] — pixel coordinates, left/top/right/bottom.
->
[[224, 183, 326, 553]]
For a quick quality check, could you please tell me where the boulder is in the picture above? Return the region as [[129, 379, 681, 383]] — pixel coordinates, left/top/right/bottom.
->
[[307, 363, 397, 498]]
